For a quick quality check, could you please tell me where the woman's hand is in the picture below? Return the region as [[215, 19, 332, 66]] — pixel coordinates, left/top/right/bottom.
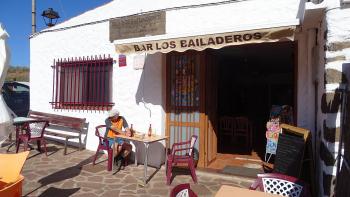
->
[[126, 129, 132, 137]]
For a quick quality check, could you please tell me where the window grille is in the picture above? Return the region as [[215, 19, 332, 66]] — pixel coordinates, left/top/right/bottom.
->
[[51, 55, 114, 110]]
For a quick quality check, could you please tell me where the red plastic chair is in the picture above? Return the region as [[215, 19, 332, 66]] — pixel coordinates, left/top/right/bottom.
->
[[93, 125, 113, 171], [170, 183, 198, 197], [16, 120, 49, 156], [232, 116, 252, 148], [249, 173, 311, 197], [166, 135, 198, 185]]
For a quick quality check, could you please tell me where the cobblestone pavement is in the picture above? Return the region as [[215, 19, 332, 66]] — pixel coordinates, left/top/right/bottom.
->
[[1, 140, 254, 197]]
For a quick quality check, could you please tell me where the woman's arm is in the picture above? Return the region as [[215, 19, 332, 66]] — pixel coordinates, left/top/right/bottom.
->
[[122, 116, 131, 136]]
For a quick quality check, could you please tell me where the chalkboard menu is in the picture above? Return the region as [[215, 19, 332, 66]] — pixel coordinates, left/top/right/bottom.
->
[[273, 132, 305, 177], [272, 124, 314, 196]]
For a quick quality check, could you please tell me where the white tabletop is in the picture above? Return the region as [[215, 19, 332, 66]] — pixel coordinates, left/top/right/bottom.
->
[[13, 117, 35, 124], [215, 185, 280, 197], [115, 133, 168, 143]]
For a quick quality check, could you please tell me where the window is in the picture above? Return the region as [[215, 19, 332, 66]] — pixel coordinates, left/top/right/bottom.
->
[[51, 55, 114, 110]]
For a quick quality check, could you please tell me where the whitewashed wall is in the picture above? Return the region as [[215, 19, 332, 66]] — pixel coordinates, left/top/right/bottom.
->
[[48, 0, 304, 33], [30, 0, 309, 167], [30, 21, 166, 161], [166, 0, 304, 35]]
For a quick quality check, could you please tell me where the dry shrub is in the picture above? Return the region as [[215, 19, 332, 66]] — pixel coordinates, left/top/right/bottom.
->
[[5, 67, 29, 82]]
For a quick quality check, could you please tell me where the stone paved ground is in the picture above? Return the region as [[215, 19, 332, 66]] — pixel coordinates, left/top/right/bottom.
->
[[1, 140, 254, 197]]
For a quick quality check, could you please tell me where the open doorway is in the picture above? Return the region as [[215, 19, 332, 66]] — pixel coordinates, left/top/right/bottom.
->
[[207, 41, 296, 174]]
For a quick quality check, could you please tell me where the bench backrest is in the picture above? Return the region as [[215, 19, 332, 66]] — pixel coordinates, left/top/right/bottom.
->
[[28, 110, 86, 131]]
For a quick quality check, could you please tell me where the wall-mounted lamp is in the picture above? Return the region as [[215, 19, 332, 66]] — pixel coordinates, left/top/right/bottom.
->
[[41, 8, 60, 27]]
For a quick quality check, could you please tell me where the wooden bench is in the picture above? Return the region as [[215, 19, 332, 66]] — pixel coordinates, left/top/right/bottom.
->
[[28, 110, 86, 155]]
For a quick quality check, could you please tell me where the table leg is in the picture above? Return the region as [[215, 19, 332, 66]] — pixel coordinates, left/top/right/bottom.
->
[[64, 137, 68, 155], [164, 139, 168, 170], [143, 142, 149, 185], [112, 143, 115, 172], [7, 126, 20, 152], [135, 143, 138, 166], [6, 141, 16, 152]]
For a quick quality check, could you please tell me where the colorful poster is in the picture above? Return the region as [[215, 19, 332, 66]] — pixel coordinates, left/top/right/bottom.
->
[[265, 105, 293, 156], [266, 139, 278, 154], [265, 119, 280, 154]]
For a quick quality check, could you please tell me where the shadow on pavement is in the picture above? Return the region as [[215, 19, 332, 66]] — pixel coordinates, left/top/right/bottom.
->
[[169, 166, 193, 184], [38, 187, 80, 197], [25, 156, 93, 196]]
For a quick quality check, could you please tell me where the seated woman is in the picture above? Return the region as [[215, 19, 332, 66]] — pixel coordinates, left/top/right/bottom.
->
[[105, 109, 132, 170]]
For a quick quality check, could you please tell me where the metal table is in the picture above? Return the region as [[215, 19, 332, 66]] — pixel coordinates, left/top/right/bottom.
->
[[112, 133, 169, 186]]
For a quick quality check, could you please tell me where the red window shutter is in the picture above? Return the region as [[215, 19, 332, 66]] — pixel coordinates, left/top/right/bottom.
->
[[51, 55, 114, 111]]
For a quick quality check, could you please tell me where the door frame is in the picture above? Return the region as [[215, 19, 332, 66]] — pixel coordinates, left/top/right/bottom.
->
[[165, 41, 298, 168], [165, 50, 207, 167], [203, 50, 218, 167]]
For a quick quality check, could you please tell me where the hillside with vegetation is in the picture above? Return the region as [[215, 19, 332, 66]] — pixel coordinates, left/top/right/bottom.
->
[[5, 66, 29, 82]]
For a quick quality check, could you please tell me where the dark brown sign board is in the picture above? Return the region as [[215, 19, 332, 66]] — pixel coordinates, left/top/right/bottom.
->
[[273, 124, 310, 177], [273, 124, 315, 195], [273, 132, 305, 177], [109, 11, 166, 41]]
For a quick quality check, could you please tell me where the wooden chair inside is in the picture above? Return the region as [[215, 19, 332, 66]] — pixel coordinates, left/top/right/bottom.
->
[[219, 116, 234, 144], [232, 116, 252, 148]]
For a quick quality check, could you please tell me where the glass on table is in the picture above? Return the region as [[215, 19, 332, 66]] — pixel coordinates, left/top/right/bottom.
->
[[134, 131, 145, 139], [141, 133, 146, 139]]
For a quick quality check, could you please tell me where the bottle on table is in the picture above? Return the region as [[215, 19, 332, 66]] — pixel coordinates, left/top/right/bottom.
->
[[148, 124, 152, 137], [130, 124, 134, 137]]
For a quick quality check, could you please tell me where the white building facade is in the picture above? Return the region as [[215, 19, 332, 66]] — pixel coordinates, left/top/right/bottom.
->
[[30, 0, 350, 196]]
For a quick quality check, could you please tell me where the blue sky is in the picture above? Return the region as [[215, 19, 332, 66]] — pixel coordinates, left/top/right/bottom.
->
[[0, 0, 112, 67]]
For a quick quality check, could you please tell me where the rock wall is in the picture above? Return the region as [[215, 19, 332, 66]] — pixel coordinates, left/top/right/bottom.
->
[[321, 0, 350, 196]]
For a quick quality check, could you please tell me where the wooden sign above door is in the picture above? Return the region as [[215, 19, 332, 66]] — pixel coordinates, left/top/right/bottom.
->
[[110, 11, 166, 41]]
